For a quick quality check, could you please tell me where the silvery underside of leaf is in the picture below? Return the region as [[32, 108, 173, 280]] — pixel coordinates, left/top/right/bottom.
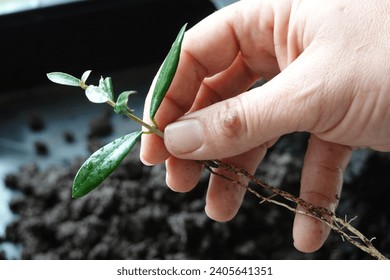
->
[[85, 85, 110, 103], [46, 72, 81, 87]]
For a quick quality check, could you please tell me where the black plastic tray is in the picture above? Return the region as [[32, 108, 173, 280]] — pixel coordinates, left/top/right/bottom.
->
[[0, 0, 215, 93]]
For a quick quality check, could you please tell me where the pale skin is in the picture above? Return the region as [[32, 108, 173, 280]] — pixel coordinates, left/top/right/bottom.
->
[[140, 0, 390, 253]]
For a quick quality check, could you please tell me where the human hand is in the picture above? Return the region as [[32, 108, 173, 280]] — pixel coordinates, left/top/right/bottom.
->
[[140, 0, 390, 253]]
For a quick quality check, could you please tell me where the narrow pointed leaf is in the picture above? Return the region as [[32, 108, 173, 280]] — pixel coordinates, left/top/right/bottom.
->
[[103, 77, 114, 101], [98, 77, 114, 101], [81, 70, 92, 83], [114, 90, 137, 115], [47, 72, 81, 87], [72, 131, 143, 198], [149, 23, 187, 120]]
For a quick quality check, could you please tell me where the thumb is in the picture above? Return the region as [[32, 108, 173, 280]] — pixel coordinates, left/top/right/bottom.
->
[[164, 54, 323, 160]]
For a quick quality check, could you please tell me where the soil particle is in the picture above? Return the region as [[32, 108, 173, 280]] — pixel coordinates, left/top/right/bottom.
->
[[34, 141, 49, 156], [88, 110, 113, 139], [0, 250, 5, 260], [27, 111, 45, 132], [63, 131, 75, 144]]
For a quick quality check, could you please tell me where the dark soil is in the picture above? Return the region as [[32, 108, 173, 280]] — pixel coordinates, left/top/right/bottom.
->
[[34, 141, 49, 156], [87, 109, 113, 139], [63, 131, 75, 144], [1, 123, 390, 259], [27, 111, 45, 132]]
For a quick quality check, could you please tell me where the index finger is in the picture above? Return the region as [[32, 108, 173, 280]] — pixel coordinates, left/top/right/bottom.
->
[[140, 0, 280, 165]]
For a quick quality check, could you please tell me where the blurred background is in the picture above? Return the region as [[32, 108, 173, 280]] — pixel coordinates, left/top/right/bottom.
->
[[0, 0, 81, 15], [0, 0, 389, 260]]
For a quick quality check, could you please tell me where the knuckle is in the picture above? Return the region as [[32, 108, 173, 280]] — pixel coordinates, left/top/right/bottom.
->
[[217, 99, 246, 139]]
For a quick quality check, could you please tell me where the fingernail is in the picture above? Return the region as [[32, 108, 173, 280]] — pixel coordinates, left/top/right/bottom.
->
[[164, 119, 203, 155]]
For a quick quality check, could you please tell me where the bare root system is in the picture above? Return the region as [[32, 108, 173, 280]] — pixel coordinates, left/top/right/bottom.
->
[[202, 159, 388, 260]]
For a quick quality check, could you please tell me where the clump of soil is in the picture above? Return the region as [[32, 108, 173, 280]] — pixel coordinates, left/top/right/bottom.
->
[[34, 141, 49, 156], [27, 111, 45, 132], [1, 132, 390, 259], [87, 109, 113, 139], [63, 131, 75, 144]]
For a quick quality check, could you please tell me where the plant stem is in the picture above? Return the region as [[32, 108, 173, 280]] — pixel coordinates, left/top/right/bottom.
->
[[125, 112, 164, 138], [106, 100, 164, 138]]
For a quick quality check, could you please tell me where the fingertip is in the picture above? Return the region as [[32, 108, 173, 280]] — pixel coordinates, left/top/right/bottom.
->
[[140, 133, 170, 165], [139, 143, 154, 166], [165, 157, 202, 192], [205, 203, 236, 222], [164, 119, 204, 157], [139, 154, 154, 166], [292, 212, 331, 253], [204, 176, 246, 222]]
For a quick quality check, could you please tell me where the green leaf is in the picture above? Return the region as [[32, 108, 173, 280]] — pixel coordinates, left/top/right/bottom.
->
[[47, 72, 81, 87], [149, 23, 187, 121], [99, 77, 114, 101], [85, 85, 110, 103], [72, 131, 143, 198], [81, 70, 92, 84], [114, 90, 137, 115]]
